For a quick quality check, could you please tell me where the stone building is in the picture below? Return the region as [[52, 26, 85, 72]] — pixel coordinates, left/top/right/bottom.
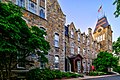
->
[[65, 22, 100, 73], [93, 16, 113, 53], [1, 0, 112, 74], [2, 0, 66, 71]]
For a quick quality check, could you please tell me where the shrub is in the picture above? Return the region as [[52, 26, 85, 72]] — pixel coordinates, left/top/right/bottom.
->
[[113, 66, 120, 74], [26, 68, 84, 80], [89, 71, 107, 76]]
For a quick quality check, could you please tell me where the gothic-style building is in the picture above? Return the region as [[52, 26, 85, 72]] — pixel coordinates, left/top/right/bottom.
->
[[1, 0, 112, 75], [65, 22, 100, 73], [93, 16, 113, 53]]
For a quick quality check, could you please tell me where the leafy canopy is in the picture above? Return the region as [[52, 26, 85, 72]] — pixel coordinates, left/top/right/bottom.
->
[[113, 37, 120, 54], [113, 0, 120, 17], [93, 51, 118, 72], [0, 2, 50, 79]]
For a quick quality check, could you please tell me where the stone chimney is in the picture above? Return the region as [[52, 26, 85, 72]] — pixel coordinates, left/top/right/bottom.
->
[[88, 28, 92, 35]]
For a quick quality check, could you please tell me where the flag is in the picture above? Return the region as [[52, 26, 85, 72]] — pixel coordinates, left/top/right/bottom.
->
[[98, 5, 102, 12]]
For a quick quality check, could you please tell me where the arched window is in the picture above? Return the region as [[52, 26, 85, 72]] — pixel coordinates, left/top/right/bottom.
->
[[40, 9, 45, 18], [54, 55, 59, 69], [40, 27, 46, 31]]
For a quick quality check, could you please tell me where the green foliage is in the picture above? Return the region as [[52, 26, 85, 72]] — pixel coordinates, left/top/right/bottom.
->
[[113, 37, 120, 55], [89, 71, 107, 76], [93, 52, 118, 72], [113, 66, 120, 74], [0, 2, 50, 79], [26, 68, 84, 80], [113, 0, 120, 17]]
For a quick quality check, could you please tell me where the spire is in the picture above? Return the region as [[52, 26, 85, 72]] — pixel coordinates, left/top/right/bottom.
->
[[93, 16, 109, 33]]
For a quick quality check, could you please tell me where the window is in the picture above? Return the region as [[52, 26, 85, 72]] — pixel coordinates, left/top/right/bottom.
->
[[40, 27, 46, 31], [83, 48, 85, 55], [78, 33, 80, 41], [71, 42, 74, 54], [17, 52, 25, 68], [78, 47, 80, 54], [16, 0, 25, 7], [103, 34, 105, 40], [71, 29, 74, 38], [54, 56, 59, 69], [40, 61, 45, 69], [28, 0, 36, 13], [40, 9, 45, 18], [54, 33, 59, 47], [83, 36, 85, 43], [87, 38, 90, 45], [109, 45, 112, 50], [40, 27, 46, 39]]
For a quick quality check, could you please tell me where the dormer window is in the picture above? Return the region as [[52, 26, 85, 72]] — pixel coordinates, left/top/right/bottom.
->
[[98, 28, 102, 32]]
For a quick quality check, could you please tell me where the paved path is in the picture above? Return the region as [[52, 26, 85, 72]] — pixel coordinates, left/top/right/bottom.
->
[[65, 74, 120, 80], [85, 75, 120, 80]]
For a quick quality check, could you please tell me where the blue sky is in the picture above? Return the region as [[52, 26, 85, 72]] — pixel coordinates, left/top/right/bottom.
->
[[58, 0, 120, 41]]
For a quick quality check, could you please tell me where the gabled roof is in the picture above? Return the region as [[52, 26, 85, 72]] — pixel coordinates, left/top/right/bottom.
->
[[94, 16, 109, 33]]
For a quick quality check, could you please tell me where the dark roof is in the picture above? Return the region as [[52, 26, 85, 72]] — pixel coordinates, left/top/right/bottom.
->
[[94, 16, 109, 33], [68, 54, 83, 60]]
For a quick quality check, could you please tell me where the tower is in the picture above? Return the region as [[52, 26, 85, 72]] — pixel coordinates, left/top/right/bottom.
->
[[93, 16, 113, 53]]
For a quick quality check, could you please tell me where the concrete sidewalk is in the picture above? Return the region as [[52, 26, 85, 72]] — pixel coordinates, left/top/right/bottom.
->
[[65, 74, 120, 80]]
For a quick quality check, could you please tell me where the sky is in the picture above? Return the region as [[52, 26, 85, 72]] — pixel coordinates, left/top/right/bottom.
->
[[58, 0, 120, 41]]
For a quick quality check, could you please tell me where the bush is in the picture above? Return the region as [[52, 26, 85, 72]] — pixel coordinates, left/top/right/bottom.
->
[[26, 68, 84, 80], [26, 68, 54, 80], [113, 66, 120, 74], [89, 71, 107, 76]]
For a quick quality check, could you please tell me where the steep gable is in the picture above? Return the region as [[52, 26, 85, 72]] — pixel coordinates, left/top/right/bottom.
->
[[94, 16, 109, 33]]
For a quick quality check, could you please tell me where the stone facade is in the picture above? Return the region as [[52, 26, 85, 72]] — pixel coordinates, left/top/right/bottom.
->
[[2, 0, 66, 71], [65, 22, 100, 73], [1, 0, 112, 73], [93, 16, 113, 53]]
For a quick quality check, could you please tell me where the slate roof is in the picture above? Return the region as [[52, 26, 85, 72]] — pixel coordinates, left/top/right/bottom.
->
[[94, 16, 109, 33]]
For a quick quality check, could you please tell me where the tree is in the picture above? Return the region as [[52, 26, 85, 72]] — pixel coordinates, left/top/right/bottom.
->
[[113, 0, 120, 17], [0, 2, 50, 80], [93, 52, 118, 72], [113, 37, 120, 55], [113, 37, 120, 66]]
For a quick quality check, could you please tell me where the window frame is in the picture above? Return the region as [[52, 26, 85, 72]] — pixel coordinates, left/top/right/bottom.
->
[[40, 8, 45, 18], [71, 42, 74, 54], [28, 0, 37, 14], [54, 33, 59, 48], [16, 0, 25, 7], [54, 55, 59, 69]]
